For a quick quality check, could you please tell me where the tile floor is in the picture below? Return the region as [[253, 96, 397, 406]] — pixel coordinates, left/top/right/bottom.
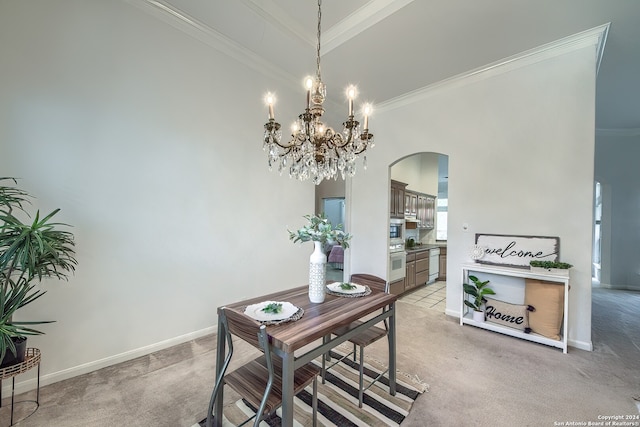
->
[[327, 267, 447, 312], [399, 280, 447, 311]]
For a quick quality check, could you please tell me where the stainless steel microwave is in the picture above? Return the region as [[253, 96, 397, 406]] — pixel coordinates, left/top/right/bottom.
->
[[390, 218, 404, 241]]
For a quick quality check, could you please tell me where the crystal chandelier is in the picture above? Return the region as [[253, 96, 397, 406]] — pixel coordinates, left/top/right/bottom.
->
[[262, 0, 374, 185]]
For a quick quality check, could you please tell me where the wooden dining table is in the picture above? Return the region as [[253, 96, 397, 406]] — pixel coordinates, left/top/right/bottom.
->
[[211, 284, 398, 427]]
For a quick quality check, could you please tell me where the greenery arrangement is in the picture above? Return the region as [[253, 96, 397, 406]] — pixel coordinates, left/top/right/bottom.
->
[[261, 302, 283, 314], [339, 282, 356, 290], [0, 177, 77, 361], [463, 275, 496, 312], [529, 260, 573, 269], [288, 214, 352, 248]]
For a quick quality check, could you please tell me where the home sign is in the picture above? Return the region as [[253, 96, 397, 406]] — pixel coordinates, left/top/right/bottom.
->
[[474, 233, 559, 268]]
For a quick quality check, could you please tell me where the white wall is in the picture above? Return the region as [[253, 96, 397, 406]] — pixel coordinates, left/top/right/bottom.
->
[[0, 0, 314, 391], [349, 41, 599, 351], [595, 132, 640, 290], [0, 0, 604, 392]]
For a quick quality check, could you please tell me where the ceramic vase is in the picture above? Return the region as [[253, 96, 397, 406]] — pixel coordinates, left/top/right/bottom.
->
[[473, 310, 485, 322], [308, 241, 327, 303]]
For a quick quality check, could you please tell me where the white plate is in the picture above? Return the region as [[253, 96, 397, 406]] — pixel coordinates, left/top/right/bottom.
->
[[327, 282, 367, 295], [244, 301, 299, 322]]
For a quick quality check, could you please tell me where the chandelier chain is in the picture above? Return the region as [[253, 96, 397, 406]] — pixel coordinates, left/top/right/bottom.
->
[[316, 0, 322, 80]]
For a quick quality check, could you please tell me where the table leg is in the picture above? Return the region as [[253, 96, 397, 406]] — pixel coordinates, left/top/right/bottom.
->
[[212, 319, 226, 427], [388, 302, 397, 396], [280, 352, 295, 427]]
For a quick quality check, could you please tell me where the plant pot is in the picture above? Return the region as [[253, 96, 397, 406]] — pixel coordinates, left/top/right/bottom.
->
[[472, 310, 485, 322], [308, 241, 327, 303], [0, 336, 27, 368], [530, 266, 569, 276]]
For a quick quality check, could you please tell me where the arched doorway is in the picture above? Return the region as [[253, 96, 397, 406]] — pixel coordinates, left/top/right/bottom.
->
[[389, 152, 449, 312]]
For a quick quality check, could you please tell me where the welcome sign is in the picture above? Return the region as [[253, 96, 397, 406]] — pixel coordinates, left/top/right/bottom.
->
[[475, 234, 559, 268]]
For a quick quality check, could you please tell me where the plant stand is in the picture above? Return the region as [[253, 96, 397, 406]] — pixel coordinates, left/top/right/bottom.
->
[[0, 348, 41, 426]]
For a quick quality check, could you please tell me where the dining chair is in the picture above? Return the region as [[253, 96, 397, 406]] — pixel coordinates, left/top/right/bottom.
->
[[206, 307, 319, 427], [322, 273, 390, 408]]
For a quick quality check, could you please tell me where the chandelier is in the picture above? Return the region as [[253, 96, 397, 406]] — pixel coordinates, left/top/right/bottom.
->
[[262, 0, 374, 185]]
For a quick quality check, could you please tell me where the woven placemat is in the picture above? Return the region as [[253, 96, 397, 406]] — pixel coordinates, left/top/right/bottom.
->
[[326, 285, 371, 298], [242, 306, 305, 325]]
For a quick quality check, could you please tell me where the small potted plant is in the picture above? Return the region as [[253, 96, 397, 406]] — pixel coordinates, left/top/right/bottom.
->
[[529, 260, 573, 274], [0, 178, 77, 366], [463, 275, 496, 322], [289, 214, 351, 303]]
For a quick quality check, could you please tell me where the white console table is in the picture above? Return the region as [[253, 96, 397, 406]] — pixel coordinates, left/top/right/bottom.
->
[[460, 263, 570, 353]]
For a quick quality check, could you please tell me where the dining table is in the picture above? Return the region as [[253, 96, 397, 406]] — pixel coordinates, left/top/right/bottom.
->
[[210, 284, 398, 427]]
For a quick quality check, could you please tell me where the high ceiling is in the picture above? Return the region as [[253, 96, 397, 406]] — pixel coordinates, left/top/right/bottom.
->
[[157, 0, 640, 132]]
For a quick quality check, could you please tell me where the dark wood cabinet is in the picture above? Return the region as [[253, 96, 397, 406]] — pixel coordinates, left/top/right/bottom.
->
[[438, 246, 447, 281], [415, 251, 430, 286], [404, 249, 430, 292], [389, 278, 405, 295], [390, 180, 407, 219], [405, 192, 417, 217], [405, 252, 416, 289], [424, 195, 435, 229], [406, 190, 436, 229]]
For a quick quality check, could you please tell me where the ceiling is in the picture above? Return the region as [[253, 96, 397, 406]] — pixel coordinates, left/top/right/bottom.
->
[[156, 0, 640, 132]]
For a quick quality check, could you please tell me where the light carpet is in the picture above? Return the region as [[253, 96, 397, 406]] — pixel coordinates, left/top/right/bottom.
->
[[197, 346, 428, 427]]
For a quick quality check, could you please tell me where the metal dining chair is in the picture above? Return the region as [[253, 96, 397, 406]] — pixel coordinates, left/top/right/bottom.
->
[[206, 307, 319, 427], [321, 273, 390, 408]]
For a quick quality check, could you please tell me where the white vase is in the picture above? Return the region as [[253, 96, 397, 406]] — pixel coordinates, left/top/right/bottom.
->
[[473, 310, 485, 322], [308, 241, 327, 303]]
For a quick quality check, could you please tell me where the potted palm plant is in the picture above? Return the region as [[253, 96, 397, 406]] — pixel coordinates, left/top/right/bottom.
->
[[0, 178, 77, 366], [463, 275, 496, 322]]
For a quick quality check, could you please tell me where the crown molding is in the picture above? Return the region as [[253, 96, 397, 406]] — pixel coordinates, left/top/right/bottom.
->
[[322, 0, 416, 54], [123, 0, 299, 88], [239, 0, 416, 54], [239, 0, 314, 47], [376, 23, 610, 113]]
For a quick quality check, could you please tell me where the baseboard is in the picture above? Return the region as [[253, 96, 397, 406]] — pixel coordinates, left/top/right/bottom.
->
[[2, 326, 216, 397], [450, 308, 593, 352], [598, 283, 640, 291], [568, 338, 593, 352], [445, 308, 460, 318]]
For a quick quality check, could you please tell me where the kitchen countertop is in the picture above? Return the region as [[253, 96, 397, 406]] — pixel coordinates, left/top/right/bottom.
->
[[405, 244, 443, 253]]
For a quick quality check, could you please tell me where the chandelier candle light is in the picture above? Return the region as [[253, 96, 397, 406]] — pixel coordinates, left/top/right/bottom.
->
[[263, 0, 374, 185]]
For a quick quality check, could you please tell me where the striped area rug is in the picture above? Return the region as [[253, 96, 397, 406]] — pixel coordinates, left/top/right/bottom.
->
[[197, 346, 428, 427]]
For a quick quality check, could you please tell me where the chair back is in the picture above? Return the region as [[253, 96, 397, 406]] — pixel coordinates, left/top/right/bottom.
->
[[208, 308, 274, 427], [220, 307, 265, 351], [350, 273, 388, 294]]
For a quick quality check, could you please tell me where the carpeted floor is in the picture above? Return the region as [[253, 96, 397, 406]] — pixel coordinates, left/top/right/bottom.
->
[[196, 346, 426, 427], [1, 287, 638, 426]]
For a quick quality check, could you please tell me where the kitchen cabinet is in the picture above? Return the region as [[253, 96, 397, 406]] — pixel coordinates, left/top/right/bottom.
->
[[404, 248, 431, 291], [389, 278, 405, 296], [405, 191, 436, 229], [426, 196, 436, 228], [415, 251, 430, 287], [390, 180, 407, 219], [418, 194, 436, 229], [438, 246, 447, 281], [405, 253, 416, 290], [404, 192, 417, 218]]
